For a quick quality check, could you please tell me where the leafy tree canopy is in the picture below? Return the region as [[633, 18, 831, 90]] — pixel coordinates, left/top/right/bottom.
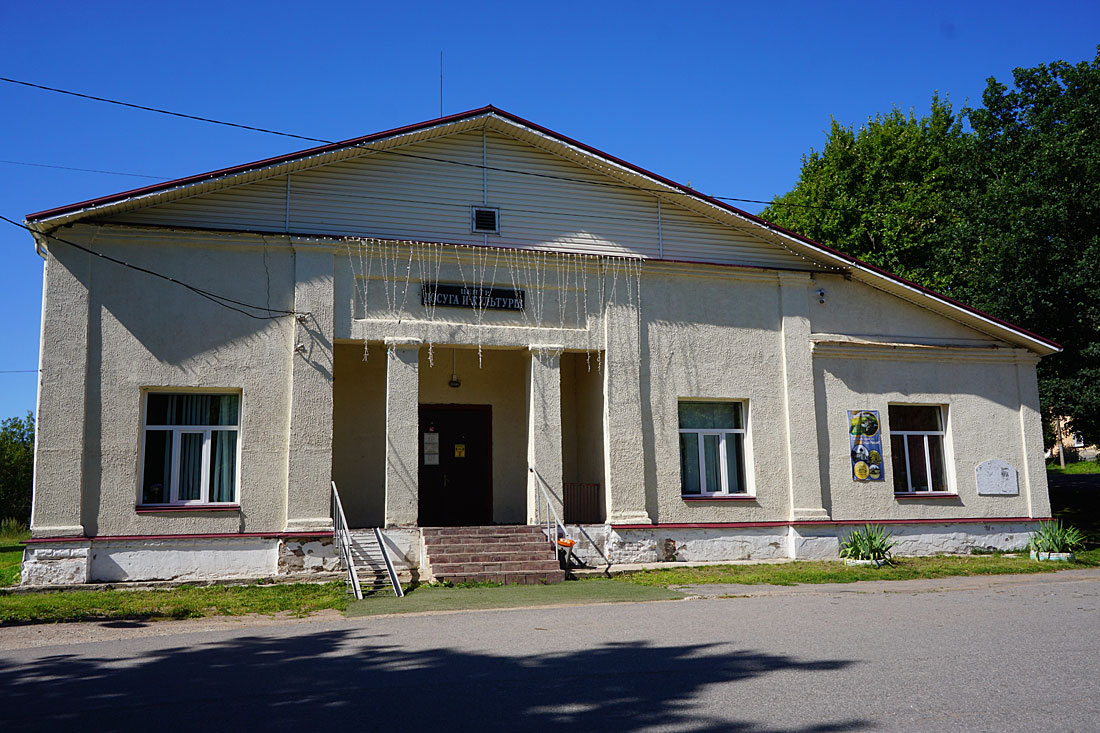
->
[[0, 412, 34, 523], [764, 48, 1100, 445], [764, 95, 973, 294]]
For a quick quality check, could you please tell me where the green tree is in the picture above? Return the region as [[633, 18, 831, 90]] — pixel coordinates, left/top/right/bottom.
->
[[763, 95, 974, 294], [963, 51, 1100, 445], [764, 49, 1100, 445], [0, 412, 34, 523]]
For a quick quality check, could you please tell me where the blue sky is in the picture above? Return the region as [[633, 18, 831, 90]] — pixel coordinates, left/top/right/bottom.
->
[[1, 0, 1097, 418]]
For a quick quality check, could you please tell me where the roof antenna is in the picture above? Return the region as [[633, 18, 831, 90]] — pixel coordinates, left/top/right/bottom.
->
[[439, 51, 443, 118]]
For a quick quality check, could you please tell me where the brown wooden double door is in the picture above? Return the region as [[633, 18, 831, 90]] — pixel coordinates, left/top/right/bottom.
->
[[418, 405, 493, 527]]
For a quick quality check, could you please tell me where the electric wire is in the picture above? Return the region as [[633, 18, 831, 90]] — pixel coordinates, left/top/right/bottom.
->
[[0, 76, 891, 217], [0, 159, 170, 179], [0, 214, 298, 320]]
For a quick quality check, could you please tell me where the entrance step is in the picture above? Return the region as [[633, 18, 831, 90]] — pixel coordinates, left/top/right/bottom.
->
[[347, 530, 405, 596], [422, 526, 565, 585]]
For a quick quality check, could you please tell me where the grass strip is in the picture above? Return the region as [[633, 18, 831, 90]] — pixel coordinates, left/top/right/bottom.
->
[[0, 582, 349, 625], [0, 544, 23, 588], [612, 549, 1100, 588], [347, 578, 685, 617], [1047, 462, 1100, 475]]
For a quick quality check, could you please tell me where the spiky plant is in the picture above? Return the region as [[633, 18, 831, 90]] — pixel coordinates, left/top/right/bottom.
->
[[1027, 520, 1085, 555], [839, 524, 896, 563]]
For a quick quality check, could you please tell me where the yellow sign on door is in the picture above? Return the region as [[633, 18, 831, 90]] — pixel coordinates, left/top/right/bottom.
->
[[454, 444, 466, 458]]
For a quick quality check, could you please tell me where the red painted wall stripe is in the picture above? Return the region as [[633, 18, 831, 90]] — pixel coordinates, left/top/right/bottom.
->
[[611, 517, 1048, 530], [22, 530, 332, 544]]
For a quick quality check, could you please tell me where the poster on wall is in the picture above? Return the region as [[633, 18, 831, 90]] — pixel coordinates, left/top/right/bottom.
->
[[848, 410, 884, 482]]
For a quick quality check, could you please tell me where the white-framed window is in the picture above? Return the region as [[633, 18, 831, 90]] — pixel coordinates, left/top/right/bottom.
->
[[140, 392, 240, 505], [889, 404, 949, 493], [678, 401, 748, 496]]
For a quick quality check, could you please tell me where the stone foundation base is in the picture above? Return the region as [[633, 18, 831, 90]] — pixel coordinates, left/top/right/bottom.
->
[[18, 522, 1042, 585], [568, 521, 1041, 567], [278, 538, 340, 575], [20, 543, 92, 585], [21, 538, 279, 585]]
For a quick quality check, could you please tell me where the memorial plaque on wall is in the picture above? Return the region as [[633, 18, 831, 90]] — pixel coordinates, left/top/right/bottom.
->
[[975, 459, 1019, 495], [421, 283, 525, 311]]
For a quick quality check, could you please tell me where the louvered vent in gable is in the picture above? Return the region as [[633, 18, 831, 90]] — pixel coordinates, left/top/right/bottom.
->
[[471, 206, 500, 234]]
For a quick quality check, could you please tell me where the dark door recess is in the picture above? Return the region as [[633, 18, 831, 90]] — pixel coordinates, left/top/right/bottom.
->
[[418, 405, 493, 526]]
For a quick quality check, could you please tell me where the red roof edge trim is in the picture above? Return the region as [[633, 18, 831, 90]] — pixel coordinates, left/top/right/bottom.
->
[[484, 108, 1062, 352], [25, 105, 1060, 352], [24, 105, 498, 222]]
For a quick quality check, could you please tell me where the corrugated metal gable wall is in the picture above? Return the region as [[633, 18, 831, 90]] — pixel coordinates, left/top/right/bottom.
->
[[108, 130, 821, 270]]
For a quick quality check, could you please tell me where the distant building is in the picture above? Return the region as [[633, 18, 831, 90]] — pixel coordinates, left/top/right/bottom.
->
[[20, 107, 1058, 586]]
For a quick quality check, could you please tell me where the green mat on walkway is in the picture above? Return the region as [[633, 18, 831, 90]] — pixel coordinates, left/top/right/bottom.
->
[[346, 579, 685, 617]]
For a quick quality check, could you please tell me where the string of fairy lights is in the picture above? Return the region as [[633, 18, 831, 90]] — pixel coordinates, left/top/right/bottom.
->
[[0, 75, 864, 372]]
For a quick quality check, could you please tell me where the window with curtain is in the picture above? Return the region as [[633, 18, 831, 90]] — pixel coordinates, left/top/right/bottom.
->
[[141, 392, 240, 505], [888, 404, 949, 493], [678, 401, 749, 496]]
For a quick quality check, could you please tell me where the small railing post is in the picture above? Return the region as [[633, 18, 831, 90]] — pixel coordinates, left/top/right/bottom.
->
[[529, 466, 568, 560]]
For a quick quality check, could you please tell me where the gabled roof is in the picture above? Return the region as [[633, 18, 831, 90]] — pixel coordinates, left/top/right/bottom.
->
[[24, 106, 1060, 355]]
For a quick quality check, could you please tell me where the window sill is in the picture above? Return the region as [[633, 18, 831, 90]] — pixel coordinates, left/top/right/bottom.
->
[[893, 493, 958, 499], [682, 495, 757, 502], [136, 504, 241, 513]]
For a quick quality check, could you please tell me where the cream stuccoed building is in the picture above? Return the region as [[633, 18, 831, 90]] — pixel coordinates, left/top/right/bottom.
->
[[20, 107, 1059, 586]]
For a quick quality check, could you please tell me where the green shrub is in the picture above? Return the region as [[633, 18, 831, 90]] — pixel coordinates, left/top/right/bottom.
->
[[1028, 520, 1086, 554], [0, 518, 29, 542], [839, 524, 896, 562]]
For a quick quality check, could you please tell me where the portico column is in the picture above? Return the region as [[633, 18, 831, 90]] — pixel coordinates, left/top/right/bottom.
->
[[527, 345, 564, 524], [778, 272, 828, 522], [285, 245, 336, 532], [384, 339, 421, 527], [602, 297, 652, 525]]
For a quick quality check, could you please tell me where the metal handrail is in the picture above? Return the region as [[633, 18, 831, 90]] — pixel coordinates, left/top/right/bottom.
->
[[332, 481, 363, 600], [531, 468, 611, 574], [530, 466, 568, 551], [374, 527, 405, 598]]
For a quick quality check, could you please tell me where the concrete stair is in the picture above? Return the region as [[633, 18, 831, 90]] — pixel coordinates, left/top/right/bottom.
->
[[347, 530, 404, 596], [423, 526, 565, 585]]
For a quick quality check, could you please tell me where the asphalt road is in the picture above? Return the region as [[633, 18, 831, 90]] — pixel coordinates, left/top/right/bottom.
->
[[2, 571, 1099, 732]]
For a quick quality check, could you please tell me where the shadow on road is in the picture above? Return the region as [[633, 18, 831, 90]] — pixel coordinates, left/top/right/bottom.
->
[[0, 628, 866, 731]]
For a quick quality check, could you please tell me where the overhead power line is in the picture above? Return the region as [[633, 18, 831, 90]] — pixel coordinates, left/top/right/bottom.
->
[[0, 76, 892, 217], [0, 76, 328, 144], [0, 159, 170, 179], [0, 214, 298, 321]]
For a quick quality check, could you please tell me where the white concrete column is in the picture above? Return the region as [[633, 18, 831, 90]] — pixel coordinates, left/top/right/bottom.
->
[[778, 273, 829, 522], [285, 245, 336, 532], [527, 345, 564, 524], [31, 244, 90, 538], [602, 298, 652, 525], [384, 339, 421, 527], [1015, 353, 1052, 518]]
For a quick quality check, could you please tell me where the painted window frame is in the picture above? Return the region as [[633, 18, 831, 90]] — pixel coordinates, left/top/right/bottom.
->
[[139, 390, 242, 506], [678, 401, 751, 497], [889, 404, 951, 495]]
